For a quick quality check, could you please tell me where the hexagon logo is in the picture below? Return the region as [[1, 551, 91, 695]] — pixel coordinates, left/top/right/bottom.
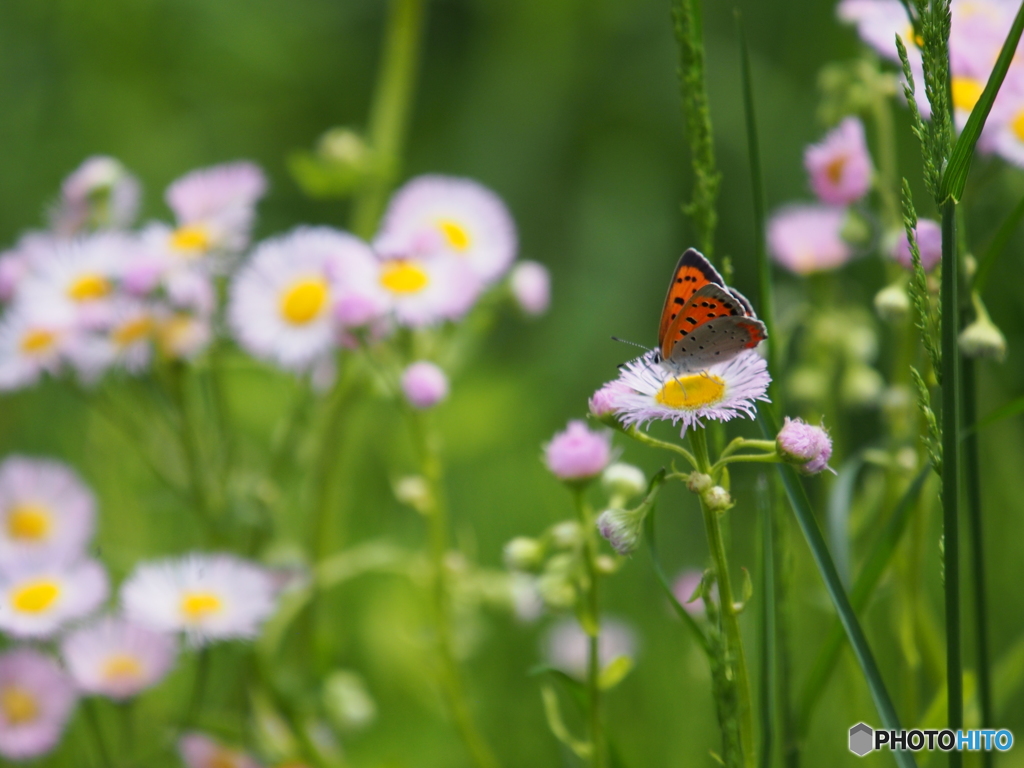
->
[[849, 723, 874, 756]]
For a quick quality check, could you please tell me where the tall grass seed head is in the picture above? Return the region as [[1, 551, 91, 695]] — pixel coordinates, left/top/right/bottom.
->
[[0, 648, 77, 761], [544, 420, 612, 481]]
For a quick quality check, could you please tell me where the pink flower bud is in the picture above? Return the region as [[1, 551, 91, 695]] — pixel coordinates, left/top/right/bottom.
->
[[544, 420, 611, 481], [893, 218, 941, 272], [776, 417, 834, 475], [401, 361, 449, 409], [510, 261, 551, 316], [588, 380, 629, 418], [334, 292, 381, 327]]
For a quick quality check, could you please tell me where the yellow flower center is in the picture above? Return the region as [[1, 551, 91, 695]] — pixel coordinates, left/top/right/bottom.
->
[[437, 219, 471, 251], [952, 77, 984, 113], [158, 313, 193, 355], [112, 316, 154, 348], [903, 24, 924, 48], [380, 260, 430, 294], [67, 273, 111, 302], [102, 654, 144, 683], [279, 278, 329, 325], [170, 225, 212, 253], [824, 155, 847, 185], [1, 686, 38, 725], [11, 579, 61, 614], [209, 750, 243, 768], [6, 504, 51, 541], [20, 329, 56, 355], [180, 591, 223, 621], [1012, 109, 1024, 143], [654, 374, 727, 410]]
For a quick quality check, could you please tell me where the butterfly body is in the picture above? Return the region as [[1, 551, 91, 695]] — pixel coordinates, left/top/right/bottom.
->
[[655, 249, 766, 372]]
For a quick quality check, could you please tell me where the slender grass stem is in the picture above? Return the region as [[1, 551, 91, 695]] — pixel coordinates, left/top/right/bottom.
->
[[962, 358, 992, 767], [82, 698, 115, 768], [570, 485, 606, 768], [622, 427, 697, 468], [692, 428, 756, 768], [410, 410, 501, 768], [350, 0, 426, 239], [757, 476, 776, 768], [939, 200, 963, 768], [182, 647, 211, 731]]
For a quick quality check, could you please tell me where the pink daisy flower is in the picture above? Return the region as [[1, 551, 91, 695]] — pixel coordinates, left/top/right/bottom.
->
[[0, 559, 109, 639], [51, 156, 141, 237], [0, 648, 77, 761], [805, 118, 874, 205], [544, 420, 612, 481], [178, 731, 264, 768], [767, 205, 854, 275]]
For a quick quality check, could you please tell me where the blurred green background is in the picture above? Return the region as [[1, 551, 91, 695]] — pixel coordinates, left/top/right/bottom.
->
[[2, 0, 1024, 766]]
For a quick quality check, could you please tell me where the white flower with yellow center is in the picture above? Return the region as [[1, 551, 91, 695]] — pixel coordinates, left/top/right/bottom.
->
[[377, 255, 480, 328], [374, 174, 517, 284], [120, 553, 277, 645], [0, 457, 95, 571], [0, 648, 77, 760], [606, 349, 771, 437], [987, 75, 1024, 167], [164, 161, 267, 257], [16, 233, 131, 330], [0, 559, 109, 638], [229, 227, 379, 370], [0, 308, 72, 392], [60, 615, 177, 701]]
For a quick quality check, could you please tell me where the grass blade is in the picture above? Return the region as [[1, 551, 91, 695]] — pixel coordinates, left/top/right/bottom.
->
[[827, 454, 865, 588], [757, 476, 776, 768], [968, 392, 1024, 435], [973, 194, 1024, 293], [758, 409, 917, 768], [939, 0, 1024, 203], [797, 465, 931, 736]]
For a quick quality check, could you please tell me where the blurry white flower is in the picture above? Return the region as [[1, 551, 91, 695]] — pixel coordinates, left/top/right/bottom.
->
[[509, 260, 551, 316], [543, 617, 638, 679], [0, 559, 108, 638], [0, 648, 77, 761], [51, 156, 141, 236]]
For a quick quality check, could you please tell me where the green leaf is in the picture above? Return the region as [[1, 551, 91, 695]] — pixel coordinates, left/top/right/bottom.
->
[[797, 465, 931, 736], [598, 656, 635, 690], [939, 0, 1024, 202], [973, 194, 1024, 293], [540, 684, 591, 759], [758, 409, 919, 768], [827, 454, 866, 587]]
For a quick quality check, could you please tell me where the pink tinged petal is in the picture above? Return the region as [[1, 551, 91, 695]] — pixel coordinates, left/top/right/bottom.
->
[[544, 420, 612, 481], [767, 205, 853, 275], [401, 361, 449, 409], [804, 117, 874, 205]]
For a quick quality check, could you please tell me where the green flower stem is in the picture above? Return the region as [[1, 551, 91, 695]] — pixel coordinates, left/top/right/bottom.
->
[[82, 698, 115, 768], [570, 484, 607, 768], [711, 452, 781, 475], [939, 199, 963, 768], [622, 426, 697, 468], [182, 646, 211, 732], [410, 409, 502, 768], [691, 428, 756, 768], [350, 0, 426, 239]]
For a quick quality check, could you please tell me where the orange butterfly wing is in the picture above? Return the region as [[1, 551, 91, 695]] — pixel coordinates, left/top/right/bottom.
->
[[658, 249, 726, 357], [661, 284, 746, 357]]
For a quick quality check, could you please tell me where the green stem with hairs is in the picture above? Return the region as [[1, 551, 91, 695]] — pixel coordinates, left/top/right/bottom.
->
[[692, 428, 756, 768], [570, 484, 607, 768], [350, 0, 427, 239], [622, 426, 697, 468], [410, 409, 501, 768]]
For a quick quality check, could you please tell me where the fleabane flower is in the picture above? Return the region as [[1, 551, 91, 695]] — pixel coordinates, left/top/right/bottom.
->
[[0, 457, 96, 571], [544, 420, 612, 481], [767, 205, 854, 274], [0, 648, 77, 761], [0, 559, 109, 638], [776, 417, 834, 474], [0, 308, 72, 391], [401, 361, 449, 409], [229, 227, 379, 371], [164, 161, 267, 257], [805, 118, 873, 205], [179, 731, 264, 768], [121, 553, 277, 645], [606, 350, 771, 437], [51, 156, 141, 236], [509, 260, 551, 316], [60, 615, 177, 700], [376, 253, 480, 328], [543, 618, 638, 680], [985, 73, 1024, 167], [374, 174, 518, 285]]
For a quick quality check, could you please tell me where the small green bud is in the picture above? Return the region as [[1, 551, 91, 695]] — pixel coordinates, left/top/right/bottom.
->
[[702, 485, 733, 513], [549, 521, 581, 548], [874, 282, 910, 322], [686, 472, 713, 494], [601, 462, 646, 501], [323, 670, 376, 732], [503, 537, 545, 571], [959, 296, 1006, 362]]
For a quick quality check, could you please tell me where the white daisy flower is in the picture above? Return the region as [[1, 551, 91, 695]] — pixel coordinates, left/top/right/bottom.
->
[[607, 349, 771, 437], [228, 227, 378, 370], [60, 615, 177, 700], [377, 255, 480, 328], [155, 310, 212, 360], [51, 156, 141, 236], [164, 161, 267, 256], [0, 307, 73, 391], [0, 648, 77, 761], [16, 233, 132, 330], [120, 553, 277, 645], [80, 298, 158, 377], [374, 174, 518, 284], [0, 457, 96, 572], [0, 559, 109, 639]]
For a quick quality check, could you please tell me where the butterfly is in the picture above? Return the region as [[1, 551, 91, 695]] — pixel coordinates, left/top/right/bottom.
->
[[653, 248, 767, 372]]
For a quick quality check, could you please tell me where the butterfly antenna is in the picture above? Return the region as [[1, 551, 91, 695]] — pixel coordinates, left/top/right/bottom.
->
[[610, 336, 649, 351]]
